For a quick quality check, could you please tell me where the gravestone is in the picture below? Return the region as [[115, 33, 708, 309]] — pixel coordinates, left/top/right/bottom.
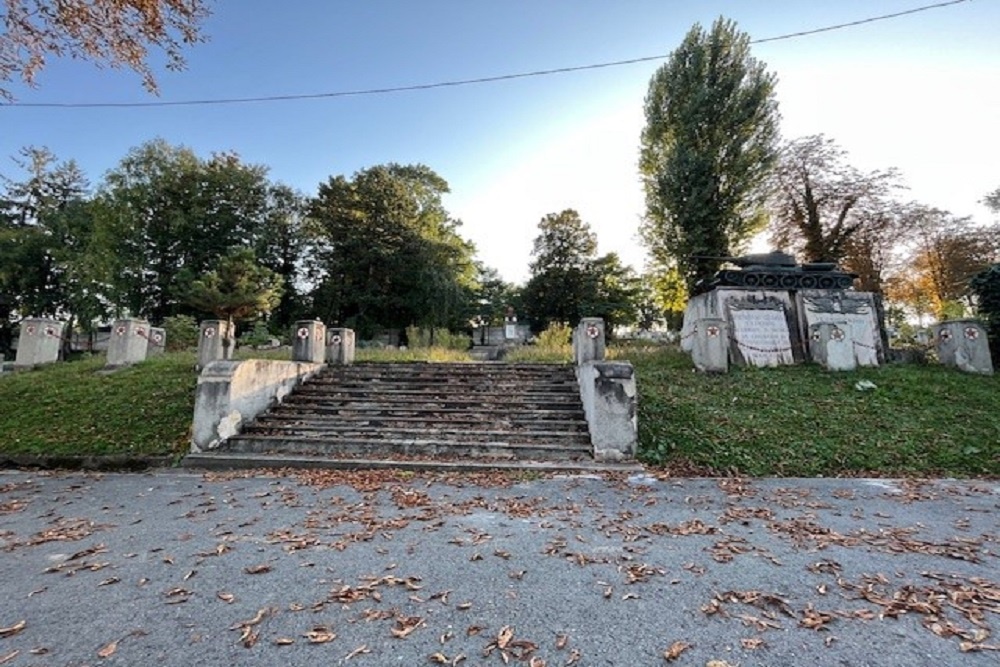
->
[[574, 318, 606, 364], [326, 328, 355, 365], [797, 290, 881, 367], [106, 318, 150, 367], [197, 320, 234, 370], [292, 320, 326, 364], [809, 322, 856, 371], [691, 318, 729, 373], [936, 320, 993, 375], [14, 318, 64, 369], [147, 327, 167, 356]]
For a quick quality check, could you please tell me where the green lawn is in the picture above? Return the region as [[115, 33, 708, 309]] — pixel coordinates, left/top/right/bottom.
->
[[0, 345, 996, 476], [627, 345, 1000, 477], [0, 352, 198, 457]]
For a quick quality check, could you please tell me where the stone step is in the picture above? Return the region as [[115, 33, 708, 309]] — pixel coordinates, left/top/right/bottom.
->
[[311, 378, 579, 390], [183, 452, 644, 475], [256, 412, 590, 430], [242, 423, 590, 441], [281, 395, 583, 410], [220, 435, 592, 461]]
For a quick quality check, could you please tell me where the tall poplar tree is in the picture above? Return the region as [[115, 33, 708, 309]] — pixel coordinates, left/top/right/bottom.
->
[[640, 17, 779, 294]]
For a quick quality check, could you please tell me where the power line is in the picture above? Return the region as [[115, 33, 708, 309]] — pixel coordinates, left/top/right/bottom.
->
[[1, 0, 970, 109]]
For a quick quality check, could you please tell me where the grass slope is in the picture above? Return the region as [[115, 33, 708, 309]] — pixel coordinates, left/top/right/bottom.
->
[[0, 346, 996, 476], [629, 346, 1000, 477], [0, 352, 197, 457]]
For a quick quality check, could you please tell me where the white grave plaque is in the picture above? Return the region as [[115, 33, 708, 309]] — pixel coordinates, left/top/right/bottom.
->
[[729, 308, 794, 367]]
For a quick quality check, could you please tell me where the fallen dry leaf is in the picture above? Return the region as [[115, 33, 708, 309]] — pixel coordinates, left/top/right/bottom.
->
[[392, 616, 425, 639], [244, 564, 272, 575], [0, 651, 18, 665], [706, 661, 736, 667], [663, 641, 691, 661], [273, 637, 295, 646], [497, 625, 514, 650], [217, 592, 235, 603], [345, 644, 370, 659], [741, 637, 765, 649], [0, 621, 26, 638], [304, 626, 336, 643], [555, 634, 569, 650], [430, 653, 450, 664], [97, 640, 118, 658], [565, 648, 582, 665], [529, 657, 546, 667]]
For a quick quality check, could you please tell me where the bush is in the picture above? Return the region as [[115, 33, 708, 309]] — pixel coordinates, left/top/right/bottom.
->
[[404, 326, 471, 351], [162, 315, 199, 351], [238, 320, 273, 348], [536, 322, 573, 352]]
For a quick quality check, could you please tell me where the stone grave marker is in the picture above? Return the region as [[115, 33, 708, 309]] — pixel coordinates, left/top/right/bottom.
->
[[106, 318, 150, 367], [14, 318, 64, 369], [691, 318, 729, 372], [936, 320, 993, 375], [809, 321, 856, 371], [798, 290, 881, 367]]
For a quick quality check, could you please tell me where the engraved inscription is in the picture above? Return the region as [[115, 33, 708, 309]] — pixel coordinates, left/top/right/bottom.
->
[[729, 308, 794, 367]]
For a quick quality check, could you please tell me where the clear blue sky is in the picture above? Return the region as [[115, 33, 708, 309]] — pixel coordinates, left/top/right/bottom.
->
[[2, 0, 998, 282]]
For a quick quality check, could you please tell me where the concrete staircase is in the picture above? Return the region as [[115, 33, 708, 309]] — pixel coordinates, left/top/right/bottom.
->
[[184, 362, 638, 472]]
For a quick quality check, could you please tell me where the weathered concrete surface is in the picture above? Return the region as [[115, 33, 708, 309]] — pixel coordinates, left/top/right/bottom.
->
[[0, 471, 996, 666], [577, 361, 637, 461], [325, 327, 355, 365], [13, 318, 63, 369], [292, 320, 326, 364], [105, 318, 150, 367], [573, 317, 605, 365], [937, 319, 994, 375], [197, 320, 234, 371], [691, 317, 729, 373], [190, 359, 323, 452]]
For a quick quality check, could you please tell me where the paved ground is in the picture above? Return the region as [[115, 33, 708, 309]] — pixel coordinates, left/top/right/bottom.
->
[[0, 469, 997, 667]]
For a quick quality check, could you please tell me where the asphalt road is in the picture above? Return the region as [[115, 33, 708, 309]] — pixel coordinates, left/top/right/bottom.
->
[[0, 469, 997, 666]]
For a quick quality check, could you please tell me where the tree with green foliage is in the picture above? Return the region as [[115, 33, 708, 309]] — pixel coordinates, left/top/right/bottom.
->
[[970, 263, 1000, 358], [307, 164, 477, 338], [521, 210, 598, 331], [0, 147, 103, 353], [92, 140, 275, 322], [255, 183, 309, 331], [640, 17, 779, 294], [179, 247, 282, 327], [521, 210, 641, 332]]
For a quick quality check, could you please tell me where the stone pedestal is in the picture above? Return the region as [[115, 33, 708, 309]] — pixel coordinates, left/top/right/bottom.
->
[[14, 318, 64, 369], [147, 327, 167, 356], [809, 322, 856, 371], [936, 320, 993, 375], [326, 328, 355, 365], [106, 318, 150, 367], [574, 318, 606, 365], [292, 320, 326, 364], [197, 320, 234, 370], [691, 318, 729, 373]]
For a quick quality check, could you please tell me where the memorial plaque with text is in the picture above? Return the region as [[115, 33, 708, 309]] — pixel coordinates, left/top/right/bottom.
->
[[728, 306, 794, 367]]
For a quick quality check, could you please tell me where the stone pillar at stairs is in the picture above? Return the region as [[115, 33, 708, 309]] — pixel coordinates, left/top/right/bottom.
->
[[293, 320, 327, 364], [326, 328, 355, 365]]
